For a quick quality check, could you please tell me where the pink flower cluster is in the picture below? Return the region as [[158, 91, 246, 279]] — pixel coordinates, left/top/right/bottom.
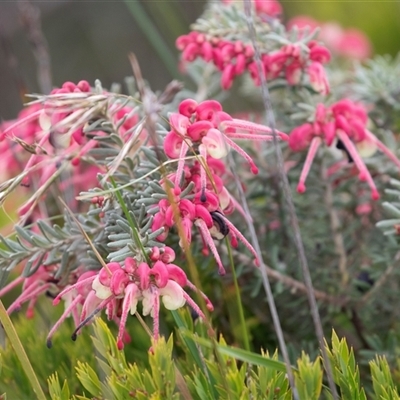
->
[[0, 246, 211, 349], [288, 16, 372, 60], [164, 99, 287, 173], [177, 31, 331, 93], [0, 80, 140, 222], [289, 99, 400, 199], [0, 265, 57, 319], [151, 99, 288, 274], [45, 247, 210, 349]]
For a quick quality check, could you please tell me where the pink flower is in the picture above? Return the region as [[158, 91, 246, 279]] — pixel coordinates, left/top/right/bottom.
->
[[287, 16, 319, 33], [1, 80, 142, 222], [289, 99, 400, 199], [337, 29, 372, 60], [164, 99, 288, 183], [176, 11, 330, 91], [155, 101, 269, 274], [308, 41, 331, 64], [254, 0, 282, 18], [0, 266, 58, 319], [48, 253, 211, 350]]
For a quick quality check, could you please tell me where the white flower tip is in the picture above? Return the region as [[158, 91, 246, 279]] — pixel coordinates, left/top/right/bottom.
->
[[160, 281, 186, 310], [92, 276, 112, 299]]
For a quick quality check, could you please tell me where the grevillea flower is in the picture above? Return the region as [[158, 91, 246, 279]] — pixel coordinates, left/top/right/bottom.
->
[[164, 99, 288, 180], [176, 12, 331, 92], [307, 62, 330, 95], [150, 99, 269, 274], [0, 103, 44, 180], [0, 80, 143, 222], [47, 248, 213, 350], [151, 181, 259, 275], [289, 99, 400, 199]]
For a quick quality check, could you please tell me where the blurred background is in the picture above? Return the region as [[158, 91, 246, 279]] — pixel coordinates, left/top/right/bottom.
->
[[0, 0, 399, 119]]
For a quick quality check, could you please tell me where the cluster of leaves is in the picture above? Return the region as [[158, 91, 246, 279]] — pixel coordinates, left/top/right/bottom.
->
[[2, 309, 400, 399]]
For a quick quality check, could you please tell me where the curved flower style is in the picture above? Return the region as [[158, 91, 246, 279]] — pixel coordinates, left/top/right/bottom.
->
[[289, 99, 400, 199], [47, 247, 212, 350]]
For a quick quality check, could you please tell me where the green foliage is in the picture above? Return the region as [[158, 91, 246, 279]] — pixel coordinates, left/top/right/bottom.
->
[[370, 356, 400, 400], [325, 330, 367, 400], [248, 351, 291, 400], [49, 318, 179, 400], [1, 307, 400, 399], [295, 352, 323, 400], [48, 373, 70, 400], [0, 306, 95, 399]]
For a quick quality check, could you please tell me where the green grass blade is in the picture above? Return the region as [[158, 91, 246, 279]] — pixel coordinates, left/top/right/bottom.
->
[[183, 330, 294, 372], [171, 310, 205, 369], [0, 299, 46, 400], [225, 238, 251, 352], [172, 310, 218, 399]]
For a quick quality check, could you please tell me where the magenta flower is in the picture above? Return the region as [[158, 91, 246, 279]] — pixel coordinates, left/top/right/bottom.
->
[[164, 99, 288, 183], [152, 101, 268, 274], [307, 62, 330, 95], [289, 99, 400, 199], [176, 20, 330, 92], [48, 248, 211, 350], [0, 80, 144, 222]]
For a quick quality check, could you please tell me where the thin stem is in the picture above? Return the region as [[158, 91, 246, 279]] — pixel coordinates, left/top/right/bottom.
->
[[349, 308, 370, 349], [135, 312, 153, 337], [241, 3, 297, 397], [324, 169, 349, 287], [226, 146, 297, 393], [225, 238, 251, 352], [0, 299, 46, 400], [226, 246, 347, 307], [77, 156, 197, 201], [59, 198, 108, 270]]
